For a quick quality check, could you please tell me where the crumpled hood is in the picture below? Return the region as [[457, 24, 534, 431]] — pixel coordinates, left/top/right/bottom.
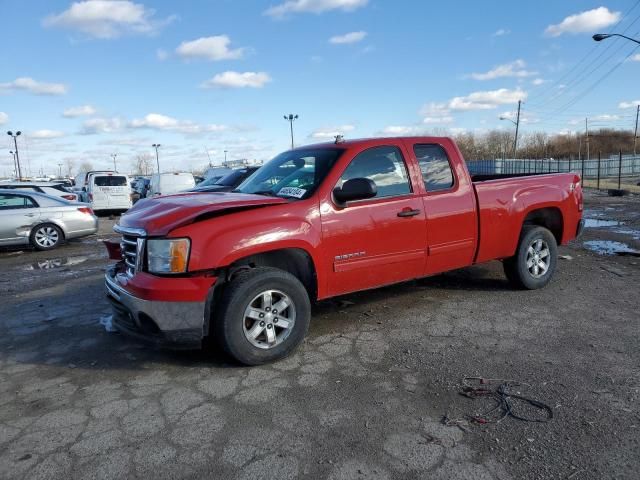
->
[[118, 192, 287, 236]]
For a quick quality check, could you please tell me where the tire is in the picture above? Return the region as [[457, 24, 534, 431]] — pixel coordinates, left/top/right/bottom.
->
[[503, 225, 557, 290], [214, 267, 311, 365], [30, 223, 64, 251]]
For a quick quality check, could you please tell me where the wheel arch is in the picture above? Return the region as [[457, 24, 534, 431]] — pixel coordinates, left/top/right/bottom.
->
[[521, 207, 563, 245]]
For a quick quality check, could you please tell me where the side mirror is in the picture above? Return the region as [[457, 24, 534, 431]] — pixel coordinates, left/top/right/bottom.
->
[[333, 178, 377, 204]]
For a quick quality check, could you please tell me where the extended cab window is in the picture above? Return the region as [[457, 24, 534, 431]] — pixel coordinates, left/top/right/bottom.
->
[[414, 144, 454, 192], [337, 146, 411, 198], [0, 194, 36, 209]]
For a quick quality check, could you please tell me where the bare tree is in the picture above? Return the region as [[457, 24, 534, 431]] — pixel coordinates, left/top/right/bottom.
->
[[133, 153, 154, 175], [78, 161, 94, 173], [65, 158, 75, 177]]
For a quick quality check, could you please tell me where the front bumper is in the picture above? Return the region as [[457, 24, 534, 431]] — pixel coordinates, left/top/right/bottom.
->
[[104, 266, 207, 349]]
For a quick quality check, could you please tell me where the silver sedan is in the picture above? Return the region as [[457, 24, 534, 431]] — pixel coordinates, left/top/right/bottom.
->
[[0, 189, 98, 250]]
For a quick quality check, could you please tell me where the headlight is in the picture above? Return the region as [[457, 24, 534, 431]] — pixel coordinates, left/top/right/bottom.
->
[[147, 238, 190, 274]]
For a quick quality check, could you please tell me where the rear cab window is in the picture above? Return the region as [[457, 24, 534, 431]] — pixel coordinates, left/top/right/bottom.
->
[[413, 144, 455, 193], [337, 145, 412, 199]]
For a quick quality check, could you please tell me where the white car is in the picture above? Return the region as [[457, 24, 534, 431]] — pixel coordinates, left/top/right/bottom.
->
[[0, 182, 79, 201], [149, 172, 196, 196], [0, 189, 98, 250], [86, 173, 132, 213]]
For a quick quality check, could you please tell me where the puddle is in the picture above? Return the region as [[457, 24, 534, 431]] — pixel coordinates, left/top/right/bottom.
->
[[583, 240, 640, 256], [24, 256, 88, 271], [584, 218, 621, 228]]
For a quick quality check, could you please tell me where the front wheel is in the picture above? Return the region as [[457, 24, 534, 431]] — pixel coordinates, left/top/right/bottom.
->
[[503, 225, 558, 290], [214, 267, 311, 365]]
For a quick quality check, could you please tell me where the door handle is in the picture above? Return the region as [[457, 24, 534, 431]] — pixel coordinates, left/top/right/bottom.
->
[[25, 213, 36, 217], [397, 208, 421, 218]]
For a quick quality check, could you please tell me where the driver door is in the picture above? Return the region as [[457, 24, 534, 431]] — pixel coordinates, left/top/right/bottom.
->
[[320, 145, 427, 297]]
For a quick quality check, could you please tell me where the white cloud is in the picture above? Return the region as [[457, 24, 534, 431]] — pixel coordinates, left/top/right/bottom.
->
[[629, 53, 640, 62], [0, 77, 67, 96], [63, 105, 96, 117], [80, 117, 123, 134], [593, 114, 620, 121], [619, 100, 640, 109], [0, 112, 7, 125], [492, 29, 510, 37], [265, 0, 368, 18], [201, 71, 272, 89], [419, 102, 454, 124], [448, 88, 526, 111], [130, 113, 227, 134], [545, 7, 620, 37], [30, 130, 65, 139], [310, 124, 355, 139], [378, 125, 425, 137], [43, 0, 175, 39], [175, 36, 244, 61], [329, 31, 367, 44], [156, 48, 168, 61], [532, 78, 545, 86], [469, 60, 537, 80]]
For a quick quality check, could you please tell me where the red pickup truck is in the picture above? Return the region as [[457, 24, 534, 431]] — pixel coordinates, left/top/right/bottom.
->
[[105, 137, 584, 365]]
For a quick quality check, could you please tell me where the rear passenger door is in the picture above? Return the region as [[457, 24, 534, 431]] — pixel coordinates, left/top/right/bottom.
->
[[409, 142, 477, 274], [321, 145, 427, 296]]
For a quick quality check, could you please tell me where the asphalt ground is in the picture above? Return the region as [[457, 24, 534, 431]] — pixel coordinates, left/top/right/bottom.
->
[[0, 190, 638, 479]]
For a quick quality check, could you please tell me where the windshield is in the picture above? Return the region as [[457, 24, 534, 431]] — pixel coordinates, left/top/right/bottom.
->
[[235, 148, 344, 199], [215, 169, 249, 186]]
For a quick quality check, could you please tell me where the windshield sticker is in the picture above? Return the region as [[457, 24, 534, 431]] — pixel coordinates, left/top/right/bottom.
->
[[278, 187, 306, 198]]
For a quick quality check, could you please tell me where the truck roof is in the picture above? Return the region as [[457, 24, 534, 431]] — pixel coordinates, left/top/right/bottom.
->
[[296, 136, 455, 150]]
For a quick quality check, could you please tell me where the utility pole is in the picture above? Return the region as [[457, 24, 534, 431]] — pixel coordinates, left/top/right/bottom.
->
[[585, 118, 590, 161], [634, 104, 639, 157], [224, 150, 228, 166], [284, 114, 299, 149], [152, 144, 161, 173], [512, 100, 521, 158], [7, 131, 23, 180], [111, 153, 117, 171]]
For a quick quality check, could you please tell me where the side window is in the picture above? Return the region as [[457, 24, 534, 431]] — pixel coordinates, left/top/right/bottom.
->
[[0, 194, 36, 209], [414, 144, 455, 192], [338, 146, 411, 198]]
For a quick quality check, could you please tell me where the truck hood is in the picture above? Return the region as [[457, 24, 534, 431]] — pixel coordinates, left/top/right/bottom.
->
[[118, 192, 288, 236]]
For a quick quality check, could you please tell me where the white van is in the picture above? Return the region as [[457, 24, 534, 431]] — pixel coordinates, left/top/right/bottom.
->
[[149, 172, 196, 196], [87, 173, 132, 212]]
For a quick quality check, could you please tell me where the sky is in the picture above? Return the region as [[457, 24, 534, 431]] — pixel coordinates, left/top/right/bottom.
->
[[1, 0, 640, 177]]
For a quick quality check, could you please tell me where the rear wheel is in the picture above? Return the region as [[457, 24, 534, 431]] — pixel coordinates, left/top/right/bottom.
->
[[214, 267, 310, 365], [503, 225, 557, 290], [30, 223, 63, 251]]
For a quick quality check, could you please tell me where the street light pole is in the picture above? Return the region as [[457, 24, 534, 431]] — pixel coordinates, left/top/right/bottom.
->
[[593, 33, 640, 45], [7, 131, 22, 180], [9, 151, 17, 178], [152, 144, 161, 173], [283, 114, 299, 149], [111, 153, 118, 171], [224, 150, 228, 166], [58, 163, 63, 178]]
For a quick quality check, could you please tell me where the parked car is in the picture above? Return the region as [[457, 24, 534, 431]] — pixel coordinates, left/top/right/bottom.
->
[[0, 182, 78, 201], [189, 167, 260, 193], [149, 172, 196, 196], [0, 189, 98, 250], [86, 173, 132, 213], [132, 177, 151, 201], [203, 166, 233, 181], [104, 136, 584, 365]]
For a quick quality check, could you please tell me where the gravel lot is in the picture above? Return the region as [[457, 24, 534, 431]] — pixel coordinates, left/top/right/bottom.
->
[[1, 191, 639, 480]]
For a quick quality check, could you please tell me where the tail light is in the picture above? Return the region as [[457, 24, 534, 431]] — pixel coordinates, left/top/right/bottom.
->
[[62, 194, 76, 201], [77, 207, 94, 215]]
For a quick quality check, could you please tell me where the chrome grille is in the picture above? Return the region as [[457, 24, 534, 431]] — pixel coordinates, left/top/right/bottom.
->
[[114, 225, 146, 277]]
